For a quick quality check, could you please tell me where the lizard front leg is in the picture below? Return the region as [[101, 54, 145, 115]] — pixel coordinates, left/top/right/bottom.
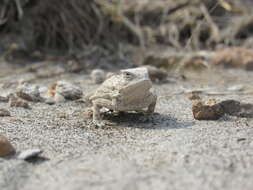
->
[[92, 98, 114, 127]]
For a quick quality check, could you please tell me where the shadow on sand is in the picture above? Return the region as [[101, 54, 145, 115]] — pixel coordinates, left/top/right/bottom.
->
[[102, 112, 194, 130]]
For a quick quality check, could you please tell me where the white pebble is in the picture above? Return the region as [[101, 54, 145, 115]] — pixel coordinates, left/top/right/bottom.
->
[[91, 69, 106, 84], [55, 81, 83, 100], [18, 149, 43, 160]]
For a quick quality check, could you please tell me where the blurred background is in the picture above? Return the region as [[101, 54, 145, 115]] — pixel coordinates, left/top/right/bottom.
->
[[0, 0, 253, 71]]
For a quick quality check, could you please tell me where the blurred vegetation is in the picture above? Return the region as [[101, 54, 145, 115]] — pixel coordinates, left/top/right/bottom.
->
[[0, 0, 253, 56]]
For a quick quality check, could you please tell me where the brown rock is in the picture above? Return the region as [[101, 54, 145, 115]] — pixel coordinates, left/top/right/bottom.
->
[[219, 100, 241, 116], [195, 100, 253, 120], [0, 109, 11, 117], [192, 99, 224, 120], [0, 136, 16, 157]]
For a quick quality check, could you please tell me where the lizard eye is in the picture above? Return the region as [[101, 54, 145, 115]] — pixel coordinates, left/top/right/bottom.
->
[[125, 72, 131, 76], [123, 71, 134, 80]]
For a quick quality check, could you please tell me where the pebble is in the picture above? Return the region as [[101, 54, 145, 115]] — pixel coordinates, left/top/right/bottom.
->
[[0, 96, 9, 102], [9, 95, 30, 109], [17, 149, 43, 160], [83, 108, 93, 119], [0, 136, 16, 157], [145, 65, 168, 82], [45, 97, 55, 105], [54, 93, 66, 103], [47, 89, 56, 97], [16, 83, 43, 102], [57, 113, 67, 119], [55, 81, 83, 100], [237, 138, 247, 142], [192, 99, 224, 120], [0, 108, 11, 117], [185, 92, 201, 100], [227, 85, 244, 92], [66, 60, 83, 73], [38, 86, 48, 94], [90, 69, 106, 84]]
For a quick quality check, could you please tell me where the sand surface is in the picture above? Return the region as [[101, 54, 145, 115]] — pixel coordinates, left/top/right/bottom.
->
[[1, 63, 253, 190]]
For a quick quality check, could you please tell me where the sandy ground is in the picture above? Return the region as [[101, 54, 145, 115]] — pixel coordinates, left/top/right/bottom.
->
[[1, 63, 253, 190]]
